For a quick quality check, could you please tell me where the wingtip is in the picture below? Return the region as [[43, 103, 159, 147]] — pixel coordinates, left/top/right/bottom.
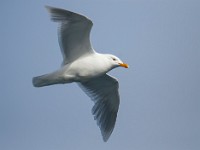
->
[[103, 136, 109, 142], [101, 130, 112, 142], [45, 5, 58, 13], [45, 5, 52, 12]]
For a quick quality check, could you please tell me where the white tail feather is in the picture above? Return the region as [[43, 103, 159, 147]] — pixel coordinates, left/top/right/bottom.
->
[[32, 73, 64, 87], [32, 75, 54, 87]]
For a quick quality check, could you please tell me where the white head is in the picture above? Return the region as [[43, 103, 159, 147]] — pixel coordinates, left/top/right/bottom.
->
[[106, 54, 129, 69]]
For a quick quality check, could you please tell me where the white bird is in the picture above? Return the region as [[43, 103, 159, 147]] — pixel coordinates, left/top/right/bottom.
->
[[33, 6, 128, 142]]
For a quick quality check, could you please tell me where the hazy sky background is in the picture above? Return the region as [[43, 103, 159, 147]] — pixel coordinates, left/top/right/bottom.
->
[[0, 0, 199, 150]]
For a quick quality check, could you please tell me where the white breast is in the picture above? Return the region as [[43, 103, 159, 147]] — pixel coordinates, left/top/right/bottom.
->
[[66, 54, 112, 81]]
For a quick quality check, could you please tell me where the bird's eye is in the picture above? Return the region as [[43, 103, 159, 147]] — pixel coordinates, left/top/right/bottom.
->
[[112, 58, 116, 61]]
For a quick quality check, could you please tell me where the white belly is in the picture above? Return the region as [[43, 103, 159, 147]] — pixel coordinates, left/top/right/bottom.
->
[[64, 54, 111, 82]]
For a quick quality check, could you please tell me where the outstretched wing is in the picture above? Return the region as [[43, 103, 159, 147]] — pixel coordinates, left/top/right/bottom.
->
[[78, 74, 120, 142], [46, 6, 94, 65]]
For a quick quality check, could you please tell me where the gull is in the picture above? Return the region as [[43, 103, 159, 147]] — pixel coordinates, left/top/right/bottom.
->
[[32, 6, 128, 142]]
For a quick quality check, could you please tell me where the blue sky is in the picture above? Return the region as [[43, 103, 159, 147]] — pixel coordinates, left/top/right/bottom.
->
[[0, 0, 199, 150]]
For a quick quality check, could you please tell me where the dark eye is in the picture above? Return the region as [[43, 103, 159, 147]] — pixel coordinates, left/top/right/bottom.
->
[[112, 58, 116, 61]]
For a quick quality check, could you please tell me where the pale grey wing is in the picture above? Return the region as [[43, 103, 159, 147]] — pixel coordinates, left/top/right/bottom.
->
[[78, 74, 120, 142], [46, 6, 94, 65]]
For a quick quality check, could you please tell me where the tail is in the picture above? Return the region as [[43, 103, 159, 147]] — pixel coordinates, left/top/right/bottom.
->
[[32, 73, 62, 87]]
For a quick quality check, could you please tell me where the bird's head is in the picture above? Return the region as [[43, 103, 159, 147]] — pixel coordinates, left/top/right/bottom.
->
[[106, 54, 129, 69]]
